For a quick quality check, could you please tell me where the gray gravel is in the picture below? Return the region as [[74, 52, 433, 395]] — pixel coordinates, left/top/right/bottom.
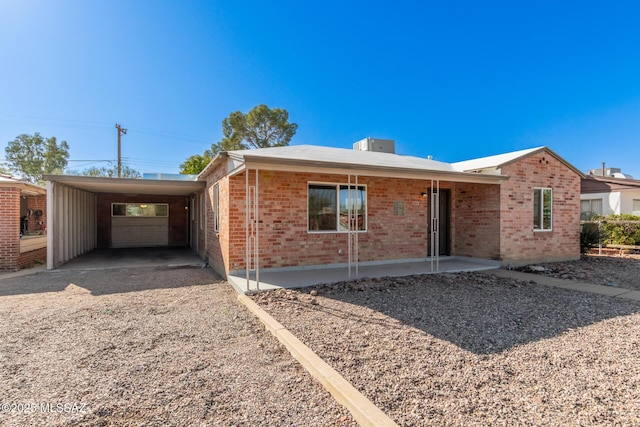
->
[[0, 266, 356, 427], [253, 271, 640, 426]]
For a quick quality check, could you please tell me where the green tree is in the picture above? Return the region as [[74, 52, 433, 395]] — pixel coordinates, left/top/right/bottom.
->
[[181, 104, 297, 174], [215, 104, 297, 151], [5, 133, 70, 183], [76, 165, 141, 178], [179, 154, 211, 174]]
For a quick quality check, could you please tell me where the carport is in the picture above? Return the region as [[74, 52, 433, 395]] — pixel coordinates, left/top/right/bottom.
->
[[44, 175, 206, 269]]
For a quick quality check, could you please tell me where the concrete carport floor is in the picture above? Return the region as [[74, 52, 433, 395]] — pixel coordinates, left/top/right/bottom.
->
[[58, 247, 205, 270]]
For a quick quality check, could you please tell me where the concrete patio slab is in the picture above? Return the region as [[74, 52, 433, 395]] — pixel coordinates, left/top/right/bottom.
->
[[57, 247, 204, 271], [617, 290, 640, 301], [229, 256, 500, 294], [489, 269, 639, 300]]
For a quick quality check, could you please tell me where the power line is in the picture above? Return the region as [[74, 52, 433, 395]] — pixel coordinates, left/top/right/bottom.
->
[[0, 114, 216, 146]]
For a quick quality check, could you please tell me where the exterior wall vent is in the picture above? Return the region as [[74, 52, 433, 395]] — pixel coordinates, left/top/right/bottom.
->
[[353, 137, 395, 154]]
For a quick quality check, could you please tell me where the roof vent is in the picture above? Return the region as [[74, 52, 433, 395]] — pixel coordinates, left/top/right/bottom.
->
[[353, 137, 395, 154]]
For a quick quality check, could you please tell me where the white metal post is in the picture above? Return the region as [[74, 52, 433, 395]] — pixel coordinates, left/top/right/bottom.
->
[[347, 174, 352, 279], [255, 169, 260, 291], [245, 170, 250, 291], [355, 175, 359, 278]]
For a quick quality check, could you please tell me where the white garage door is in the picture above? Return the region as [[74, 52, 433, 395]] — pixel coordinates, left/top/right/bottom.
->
[[111, 203, 169, 248]]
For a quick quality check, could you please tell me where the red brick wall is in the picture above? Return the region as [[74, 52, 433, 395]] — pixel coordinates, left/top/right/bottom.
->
[[453, 183, 501, 260], [222, 171, 436, 273], [0, 187, 21, 269], [204, 162, 231, 276], [499, 151, 581, 265], [17, 247, 47, 269], [96, 194, 189, 248]]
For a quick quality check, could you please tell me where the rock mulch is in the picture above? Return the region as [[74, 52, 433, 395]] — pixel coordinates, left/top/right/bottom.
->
[[252, 271, 640, 426], [518, 253, 640, 290], [0, 267, 356, 427]]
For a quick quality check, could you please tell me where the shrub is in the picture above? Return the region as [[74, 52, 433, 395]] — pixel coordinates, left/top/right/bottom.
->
[[600, 214, 640, 245], [580, 221, 602, 253]]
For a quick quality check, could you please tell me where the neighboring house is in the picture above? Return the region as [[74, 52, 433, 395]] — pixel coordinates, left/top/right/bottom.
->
[[198, 142, 582, 278], [43, 141, 583, 277], [581, 174, 640, 218], [0, 174, 47, 270]]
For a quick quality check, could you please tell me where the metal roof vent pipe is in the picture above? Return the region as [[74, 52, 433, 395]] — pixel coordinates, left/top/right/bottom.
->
[[353, 137, 395, 154]]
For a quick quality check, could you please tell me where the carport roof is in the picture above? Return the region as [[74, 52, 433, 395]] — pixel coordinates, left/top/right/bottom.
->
[[43, 174, 205, 196]]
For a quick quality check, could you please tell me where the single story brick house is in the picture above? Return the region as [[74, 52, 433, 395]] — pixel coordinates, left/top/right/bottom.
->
[[43, 140, 582, 282], [196, 141, 583, 279], [0, 174, 47, 270]]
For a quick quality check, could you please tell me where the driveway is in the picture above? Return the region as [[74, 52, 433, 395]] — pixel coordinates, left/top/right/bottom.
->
[[0, 266, 355, 426]]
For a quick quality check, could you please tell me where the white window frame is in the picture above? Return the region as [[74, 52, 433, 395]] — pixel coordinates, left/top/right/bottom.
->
[[199, 193, 204, 231], [213, 184, 220, 232], [307, 182, 367, 233], [633, 199, 640, 216], [533, 188, 553, 231]]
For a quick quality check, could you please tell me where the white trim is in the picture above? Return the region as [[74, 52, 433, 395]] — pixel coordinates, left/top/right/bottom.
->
[[199, 193, 204, 231], [533, 187, 553, 231], [213, 184, 220, 232]]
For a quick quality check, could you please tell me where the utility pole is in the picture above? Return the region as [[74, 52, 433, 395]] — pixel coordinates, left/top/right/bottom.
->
[[115, 123, 127, 178]]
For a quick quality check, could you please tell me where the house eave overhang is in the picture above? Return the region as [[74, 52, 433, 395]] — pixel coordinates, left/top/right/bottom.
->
[[0, 181, 47, 196], [236, 157, 507, 184], [581, 175, 640, 193], [43, 174, 206, 196]]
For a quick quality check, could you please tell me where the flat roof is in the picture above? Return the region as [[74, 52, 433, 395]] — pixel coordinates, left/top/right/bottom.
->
[[43, 174, 205, 196]]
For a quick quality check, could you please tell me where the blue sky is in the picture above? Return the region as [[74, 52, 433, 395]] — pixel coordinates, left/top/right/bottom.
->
[[1, 1, 639, 177]]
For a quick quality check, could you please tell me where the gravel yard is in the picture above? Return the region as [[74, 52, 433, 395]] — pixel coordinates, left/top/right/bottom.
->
[[0, 266, 355, 427], [519, 253, 640, 290], [253, 269, 640, 426]]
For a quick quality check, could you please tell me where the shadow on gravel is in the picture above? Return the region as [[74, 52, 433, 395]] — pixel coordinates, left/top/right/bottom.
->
[[291, 272, 640, 355], [0, 266, 223, 297]]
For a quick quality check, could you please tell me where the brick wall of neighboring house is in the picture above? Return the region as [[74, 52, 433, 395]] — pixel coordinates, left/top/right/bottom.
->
[[95, 194, 189, 248], [26, 195, 47, 234], [452, 182, 501, 260], [0, 187, 21, 269], [16, 247, 47, 269], [499, 151, 581, 265], [222, 170, 463, 274]]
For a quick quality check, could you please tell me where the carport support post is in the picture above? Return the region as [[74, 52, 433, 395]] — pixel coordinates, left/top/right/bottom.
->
[[46, 180, 54, 269]]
